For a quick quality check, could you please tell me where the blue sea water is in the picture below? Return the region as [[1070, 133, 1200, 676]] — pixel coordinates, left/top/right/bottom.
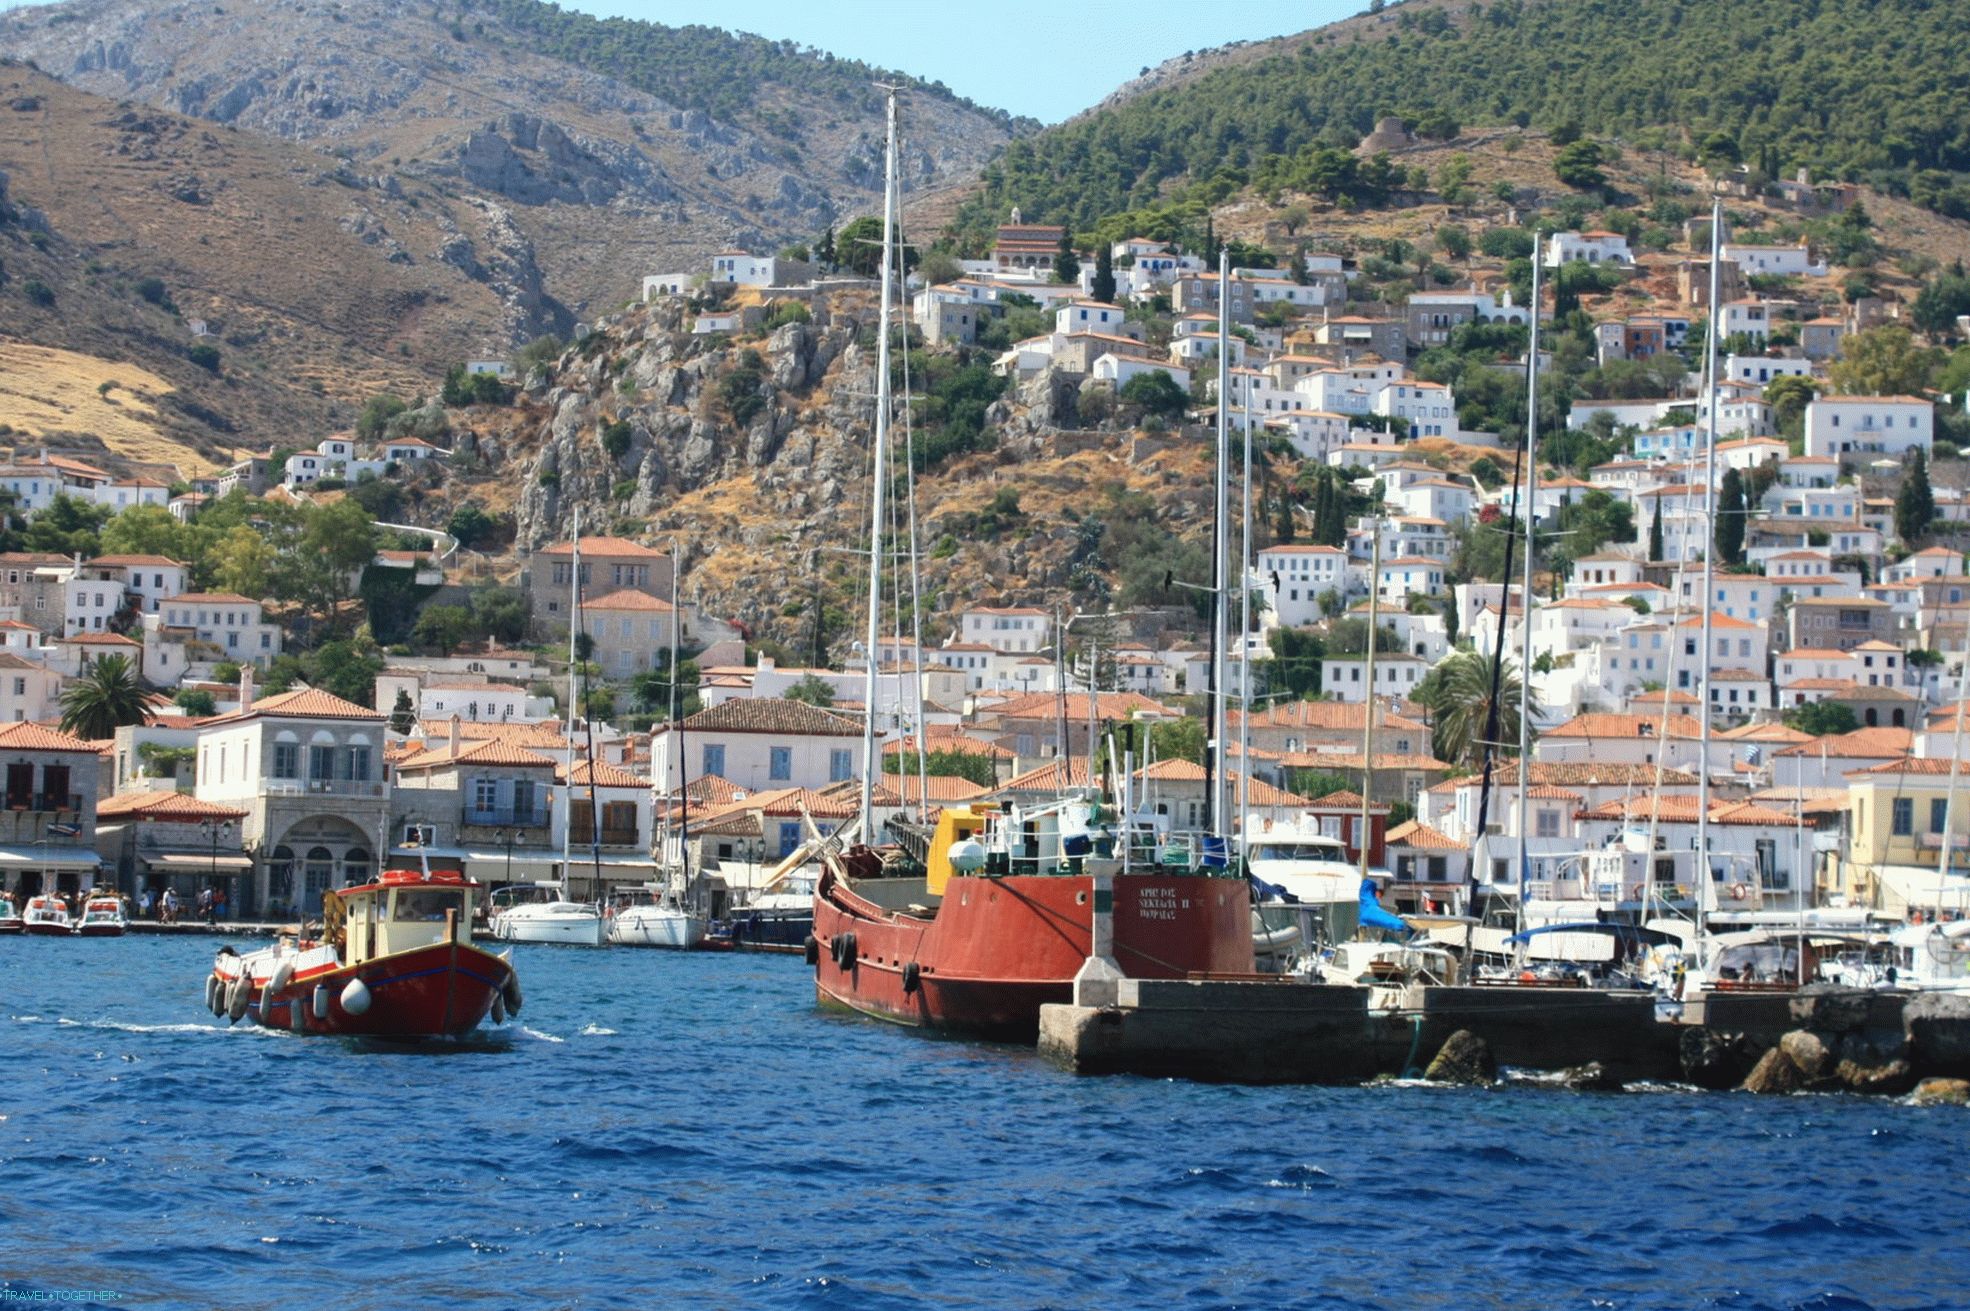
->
[[3, 936, 1968, 1311]]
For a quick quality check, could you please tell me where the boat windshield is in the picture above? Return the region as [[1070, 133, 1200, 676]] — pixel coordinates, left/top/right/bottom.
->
[[393, 888, 465, 922], [1249, 842, 1350, 864]]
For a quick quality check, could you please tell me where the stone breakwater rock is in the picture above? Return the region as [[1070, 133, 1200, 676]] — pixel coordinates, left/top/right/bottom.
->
[[1739, 1045, 1805, 1096], [1556, 1061, 1624, 1092], [1787, 985, 1875, 1034], [1743, 1029, 1915, 1096], [1424, 1030, 1496, 1086], [1904, 991, 1970, 1077], [1911, 1077, 1970, 1106], [1680, 1027, 1761, 1090]]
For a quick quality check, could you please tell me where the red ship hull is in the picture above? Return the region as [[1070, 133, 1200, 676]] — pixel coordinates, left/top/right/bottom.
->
[[812, 865, 1253, 1043], [76, 924, 126, 938], [25, 922, 72, 937], [224, 940, 513, 1039]]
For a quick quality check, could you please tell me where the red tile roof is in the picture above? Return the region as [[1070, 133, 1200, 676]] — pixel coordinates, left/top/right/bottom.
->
[[0, 721, 101, 753], [96, 791, 249, 820], [206, 688, 384, 723]]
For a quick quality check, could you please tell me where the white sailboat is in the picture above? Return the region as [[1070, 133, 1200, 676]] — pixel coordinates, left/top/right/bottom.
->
[[493, 510, 606, 947]]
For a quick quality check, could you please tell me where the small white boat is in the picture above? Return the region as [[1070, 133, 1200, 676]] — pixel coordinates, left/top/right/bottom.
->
[[75, 893, 129, 938], [22, 894, 73, 936], [608, 884, 706, 949], [0, 892, 22, 934], [489, 883, 606, 947], [1320, 941, 1460, 1010]]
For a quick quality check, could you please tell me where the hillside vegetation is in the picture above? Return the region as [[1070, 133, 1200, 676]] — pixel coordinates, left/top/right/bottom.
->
[[955, 0, 1970, 240]]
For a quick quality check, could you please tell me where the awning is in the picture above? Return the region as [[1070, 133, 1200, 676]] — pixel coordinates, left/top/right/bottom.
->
[[0, 846, 101, 870], [144, 852, 256, 871], [1874, 864, 1970, 912], [386, 846, 658, 882]]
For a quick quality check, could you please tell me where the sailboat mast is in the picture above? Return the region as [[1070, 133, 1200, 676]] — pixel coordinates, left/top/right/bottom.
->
[[1696, 200, 1723, 949], [1515, 240, 1542, 910], [1359, 520, 1381, 886], [1237, 304, 1254, 855], [1209, 250, 1231, 836], [562, 508, 579, 891], [859, 86, 900, 827], [1937, 610, 1970, 879]]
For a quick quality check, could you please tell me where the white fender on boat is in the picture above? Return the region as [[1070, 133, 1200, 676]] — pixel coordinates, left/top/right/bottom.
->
[[501, 968, 523, 1016], [340, 977, 372, 1016], [260, 960, 296, 1018], [288, 990, 306, 1034], [204, 974, 222, 1016], [226, 971, 252, 1023], [312, 983, 331, 1020]]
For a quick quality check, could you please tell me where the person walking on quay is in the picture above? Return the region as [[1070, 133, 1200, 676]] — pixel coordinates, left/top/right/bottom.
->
[[204, 887, 218, 926], [161, 887, 178, 924], [137, 888, 152, 920]]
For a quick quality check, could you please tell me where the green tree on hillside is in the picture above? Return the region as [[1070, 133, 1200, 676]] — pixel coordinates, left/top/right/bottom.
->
[[59, 655, 149, 739], [1715, 469, 1747, 566], [1829, 325, 1941, 397], [1053, 230, 1080, 284], [1091, 243, 1117, 304]]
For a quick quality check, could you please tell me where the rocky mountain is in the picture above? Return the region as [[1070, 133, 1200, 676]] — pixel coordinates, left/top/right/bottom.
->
[[1, 0, 1025, 335]]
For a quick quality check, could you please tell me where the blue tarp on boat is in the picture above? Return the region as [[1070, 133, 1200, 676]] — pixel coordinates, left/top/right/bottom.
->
[[1358, 878, 1408, 933]]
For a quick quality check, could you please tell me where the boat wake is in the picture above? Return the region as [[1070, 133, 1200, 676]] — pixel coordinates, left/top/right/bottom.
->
[[11, 1014, 280, 1038]]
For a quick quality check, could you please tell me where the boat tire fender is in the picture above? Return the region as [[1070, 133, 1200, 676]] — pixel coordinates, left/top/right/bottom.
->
[[902, 960, 921, 995], [832, 932, 857, 969], [804, 934, 820, 966], [312, 983, 331, 1020], [340, 977, 373, 1016]]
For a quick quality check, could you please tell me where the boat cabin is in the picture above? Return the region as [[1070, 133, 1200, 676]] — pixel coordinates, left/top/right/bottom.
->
[[328, 868, 477, 966]]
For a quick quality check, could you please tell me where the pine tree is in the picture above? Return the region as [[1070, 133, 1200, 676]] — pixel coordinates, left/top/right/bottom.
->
[[1203, 216, 1220, 268], [1715, 469, 1746, 566], [1091, 243, 1117, 304], [816, 223, 836, 273], [1897, 446, 1936, 545], [1648, 499, 1664, 562], [388, 687, 416, 736]]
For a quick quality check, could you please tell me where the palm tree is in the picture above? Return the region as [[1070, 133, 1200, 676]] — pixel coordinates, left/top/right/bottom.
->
[[59, 655, 151, 740], [1417, 649, 1541, 769]]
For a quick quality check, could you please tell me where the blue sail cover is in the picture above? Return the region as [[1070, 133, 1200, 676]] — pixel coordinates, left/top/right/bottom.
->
[[1358, 877, 1408, 933], [1249, 873, 1298, 904]]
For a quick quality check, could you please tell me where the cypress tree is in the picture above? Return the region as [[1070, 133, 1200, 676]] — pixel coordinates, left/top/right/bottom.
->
[[1091, 243, 1117, 304], [1897, 446, 1936, 545], [1648, 499, 1664, 561], [1054, 230, 1080, 285], [1715, 469, 1746, 566]]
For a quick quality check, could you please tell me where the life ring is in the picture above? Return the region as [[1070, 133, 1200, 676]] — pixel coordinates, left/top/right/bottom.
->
[[1626, 885, 1643, 901], [1729, 882, 1750, 902], [902, 961, 921, 995]]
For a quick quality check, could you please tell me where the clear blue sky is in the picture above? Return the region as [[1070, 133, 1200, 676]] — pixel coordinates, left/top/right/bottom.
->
[[0, 0, 1360, 123]]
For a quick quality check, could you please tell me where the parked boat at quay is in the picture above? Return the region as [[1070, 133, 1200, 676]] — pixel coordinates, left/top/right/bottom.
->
[[206, 863, 521, 1038], [23, 894, 72, 936], [74, 893, 128, 938], [0, 890, 22, 934], [490, 883, 607, 947]]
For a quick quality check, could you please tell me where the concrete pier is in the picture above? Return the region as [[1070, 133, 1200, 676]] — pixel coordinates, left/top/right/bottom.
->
[[1045, 979, 1747, 1085]]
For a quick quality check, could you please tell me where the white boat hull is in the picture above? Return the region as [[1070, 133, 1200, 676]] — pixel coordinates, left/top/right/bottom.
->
[[608, 907, 707, 949], [493, 906, 606, 946]]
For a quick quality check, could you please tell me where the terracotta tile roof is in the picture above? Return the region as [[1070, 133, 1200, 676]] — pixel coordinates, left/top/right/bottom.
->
[[0, 721, 100, 752], [1581, 796, 1805, 826], [1773, 726, 1913, 757], [1238, 699, 1429, 736], [1136, 759, 1311, 808], [206, 688, 384, 723], [62, 632, 141, 646], [1277, 751, 1453, 772], [1545, 712, 1706, 739], [538, 537, 666, 558], [416, 719, 566, 747], [582, 589, 674, 612], [679, 699, 862, 735], [161, 592, 258, 605], [559, 759, 646, 788], [398, 738, 558, 769], [89, 554, 186, 568], [876, 772, 989, 803], [1385, 819, 1462, 851], [979, 691, 1177, 722], [1302, 789, 1391, 814], [96, 791, 249, 820], [892, 729, 1017, 759], [995, 759, 1100, 793]]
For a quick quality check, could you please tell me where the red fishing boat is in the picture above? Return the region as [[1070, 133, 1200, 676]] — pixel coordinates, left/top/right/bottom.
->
[[205, 865, 523, 1038], [811, 797, 1253, 1042]]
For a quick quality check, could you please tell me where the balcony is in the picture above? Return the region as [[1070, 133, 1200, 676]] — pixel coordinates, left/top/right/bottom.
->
[[596, 828, 641, 848], [2, 793, 83, 813], [265, 779, 387, 799], [462, 807, 550, 830]]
